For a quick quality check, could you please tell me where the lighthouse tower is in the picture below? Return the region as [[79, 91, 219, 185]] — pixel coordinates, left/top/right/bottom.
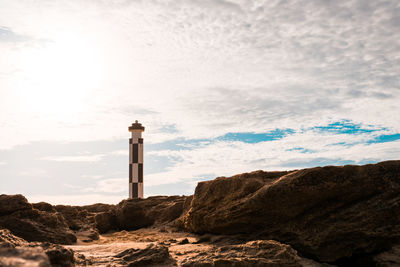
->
[[128, 120, 145, 199]]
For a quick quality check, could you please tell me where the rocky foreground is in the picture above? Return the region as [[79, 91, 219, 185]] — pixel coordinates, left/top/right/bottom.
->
[[1, 160, 400, 266]]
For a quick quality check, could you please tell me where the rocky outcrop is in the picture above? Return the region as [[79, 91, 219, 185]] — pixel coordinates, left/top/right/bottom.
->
[[115, 243, 174, 266], [374, 243, 400, 266], [115, 195, 189, 231], [183, 160, 400, 263], [55, 205, 93, 231], [179, 240, 329, 267], [0, 229, 27, 247], [0, 194, 32, 216], [0, 195, 77, 244], [95, 211, 117, 234], [41, 243, 75, 267], [33, 202, 57, 213], [0, 228, 74, 267], [0, 243, 51, 267]]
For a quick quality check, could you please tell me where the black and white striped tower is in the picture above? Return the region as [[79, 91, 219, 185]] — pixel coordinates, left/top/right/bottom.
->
[[128, 120, 145, 199]]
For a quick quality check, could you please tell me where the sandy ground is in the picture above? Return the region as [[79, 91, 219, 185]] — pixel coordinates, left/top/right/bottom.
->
[[67, 227, 212, 266]]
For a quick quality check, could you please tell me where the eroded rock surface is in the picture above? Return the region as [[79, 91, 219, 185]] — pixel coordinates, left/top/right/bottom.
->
[[177, 240, 328, 267], [41, 243, 75, 267], [116, 195, 190, 231], [183, 161, 400, 263], [2, 160, 400, 265], [0, 195, 77, 244], [0, 244, 51, 267], [115, 243, 174, 266], [0, 227, 74, 267]]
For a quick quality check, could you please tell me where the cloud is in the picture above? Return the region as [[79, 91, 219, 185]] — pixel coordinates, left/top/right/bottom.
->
[[0, 0, 399, 200], [18, 168, 48, 177], [82, 178, 127, 194], [144, 125, 400, 186], [109, 150, 128, 156], [0, 0, 399, 150], [0, 26, 29, 43], [40, 154, 105, 162]]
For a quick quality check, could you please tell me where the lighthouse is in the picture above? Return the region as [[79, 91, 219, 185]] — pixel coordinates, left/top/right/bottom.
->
[[128, 120, 145, 198]]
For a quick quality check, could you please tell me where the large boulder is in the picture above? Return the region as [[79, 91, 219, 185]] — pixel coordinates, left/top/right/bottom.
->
[[0, 195, 77, 244], [183, 161, 400, 263], [116, 195, 189, 230], [0, 194, 32, 216]]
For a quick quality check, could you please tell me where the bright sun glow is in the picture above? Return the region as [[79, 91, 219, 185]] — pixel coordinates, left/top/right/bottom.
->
[[17, 32, 103, 119]]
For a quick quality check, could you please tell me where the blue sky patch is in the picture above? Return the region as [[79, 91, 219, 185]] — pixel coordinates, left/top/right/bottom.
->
[[312, 120, 386, 135], [367, 133, 400, 144], [217, 129, 295, 143], [286, 147, 314, 153]]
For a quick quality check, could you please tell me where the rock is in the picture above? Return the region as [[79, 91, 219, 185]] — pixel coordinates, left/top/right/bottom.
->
[[183, 160, 400, 263], [179, 240, 329, 267], [94, 211, 117, 233], [82, 203, 115, 213], [0, 195, 77, 244], [0, 229, 27, 247], [116, 195, 189, 230], [54, 205, 86, 231], [115, 243, 174, 266], [178, 238, 189, 245], [33, 202, 56, 213], [374, 243, 400, 267], [0, 194, 32, 216], [75, 228, 99, 242], [0, 244, 51, 267], [41, 243, 75, 267], [0, 228, 51, 267]]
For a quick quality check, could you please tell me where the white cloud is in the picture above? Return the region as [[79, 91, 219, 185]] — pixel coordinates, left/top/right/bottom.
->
[[145, 131, 400, 186], [18, 168, 48, 177], [40, 154, 105, 162], [109, 150, 128, 156], [0, 0, 399, 201], [82, 178, 127, 194], [0, 0, 398, 149], [80, 174, 105, 180]]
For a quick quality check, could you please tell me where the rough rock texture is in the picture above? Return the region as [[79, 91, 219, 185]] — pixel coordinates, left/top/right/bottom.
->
[[115, 243, 174, 266], [42, 243, 75, 267], [0, 225, 75, 267], [116, 195, 189, 230], [33, 202, 57, 213], [183, 161, 400, 263], [0, 229, 27, 247], [81, 203, 115, 213], [0, 194, 32, 216], [0, 195, 77, 244], [55, 205, 92, 231], [95, 211, 117, 234], [374, 243, 400, 267], [0, 244, 51, 267], [179, 240, 328, 267]]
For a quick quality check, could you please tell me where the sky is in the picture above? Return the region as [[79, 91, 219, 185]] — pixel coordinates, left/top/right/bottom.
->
[[0, 0, 399, 205]]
